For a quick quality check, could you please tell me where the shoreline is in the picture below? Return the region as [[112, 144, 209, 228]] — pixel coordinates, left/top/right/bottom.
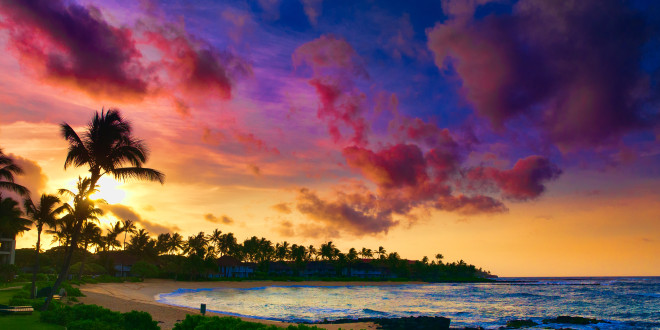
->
[[78, 279, 426, 329]]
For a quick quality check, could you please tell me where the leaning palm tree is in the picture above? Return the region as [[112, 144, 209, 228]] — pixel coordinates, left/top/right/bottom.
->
[[0, 148, 29, 196], [24, 194, 61, 298], [43, 177, 103, 310], [44, 109, 164, 310]]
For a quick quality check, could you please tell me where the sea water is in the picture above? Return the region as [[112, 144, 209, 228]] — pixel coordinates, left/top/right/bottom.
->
[[156, 277, 660, 329]]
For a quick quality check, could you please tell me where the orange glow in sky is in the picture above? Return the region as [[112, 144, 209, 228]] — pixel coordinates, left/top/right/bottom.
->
[[0, 0, 658, 277]]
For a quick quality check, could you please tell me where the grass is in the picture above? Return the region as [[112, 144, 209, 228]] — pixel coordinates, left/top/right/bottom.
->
[[0, 281, 29, 289], [0, 289, 20, 304], [0, 312, 65, 330], [0, 288, 65, 329]]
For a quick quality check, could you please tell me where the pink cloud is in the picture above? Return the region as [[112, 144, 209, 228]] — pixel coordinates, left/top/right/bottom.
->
[[0, 0, 149, 100], [293, 34, 367, 77], [467, 155, 562, 201]]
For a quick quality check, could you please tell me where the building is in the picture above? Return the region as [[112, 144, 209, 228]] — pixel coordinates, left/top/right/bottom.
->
[[0, 237, 15, 265], [214, 255, 254, 278]]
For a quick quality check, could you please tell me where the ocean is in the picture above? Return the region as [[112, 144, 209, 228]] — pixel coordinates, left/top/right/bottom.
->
[[156, 277, 660, 329]]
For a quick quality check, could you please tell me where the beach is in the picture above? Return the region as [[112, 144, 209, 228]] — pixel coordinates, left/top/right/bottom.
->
[[78, 279, 420, 329]]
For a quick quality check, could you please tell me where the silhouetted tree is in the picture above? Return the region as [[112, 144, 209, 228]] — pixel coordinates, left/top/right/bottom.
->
[[46, 109, 164, 310], [0, 148, 29, 196], [24, 194, 61, 298], [0, 195, 31, 240], [320, 241, 337, 261], [168, 232, 184, 255], [360, 247, 373, 259], [77, 221, 101, 279], [44, 177, 102, 309], [377, 246, 386, 260]]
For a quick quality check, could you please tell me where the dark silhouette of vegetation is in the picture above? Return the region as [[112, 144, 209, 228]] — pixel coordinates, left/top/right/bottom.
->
[[44, 109, 164, 310], [0, 195, 31, 240], [173, 315, 322, 330], [0, 148, 29, 196], [24, 194, 61, 298]]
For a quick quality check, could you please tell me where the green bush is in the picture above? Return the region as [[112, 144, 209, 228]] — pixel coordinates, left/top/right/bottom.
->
[[124, 310, 159, 330], [68, 319, 122, 330], [40, 303, 160, 330], [41, 306, 73, 325], [173, 315, 321, 330], [132, 261, 159, 279], [0, 264, 18, 282]]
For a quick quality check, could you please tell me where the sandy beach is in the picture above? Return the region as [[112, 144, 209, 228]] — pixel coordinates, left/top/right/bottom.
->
[[78, 279, 422, 329]]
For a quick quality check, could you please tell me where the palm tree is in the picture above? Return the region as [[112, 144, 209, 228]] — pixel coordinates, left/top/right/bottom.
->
[[60, 109, 164, 190], [126, 229, 153, 255], [377, 246, 386, 260], [320, 241, 337, 261], [155, 233, 171, 255], [218, 233, 237, 257], [103, 221, 123, 251], [208, 229, 222, 258], [121, 219, 137, 252], [24, 194, 61, 298], [168, 232, 184, 255], [275, 241, 290, 261], [184, 232, 209, 258], [0, 196, 31, 239], [308, 245, 317, 261], [0, 148, 29, 196], [346, 248, 359, 277], [77, 222, 101, 279], [360, 247, 373, 259], [435, 253, 444, 264], [43, 177, 103, 310]]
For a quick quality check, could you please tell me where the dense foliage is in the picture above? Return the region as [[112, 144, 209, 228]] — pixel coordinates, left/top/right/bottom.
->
[[173, 315, 322, 330], [40, 304, 159, 330]]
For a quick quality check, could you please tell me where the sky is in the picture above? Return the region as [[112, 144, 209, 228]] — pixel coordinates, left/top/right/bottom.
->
[[0, 0, 659, 277]]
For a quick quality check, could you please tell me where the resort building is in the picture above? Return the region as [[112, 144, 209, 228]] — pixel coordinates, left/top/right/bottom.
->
[[214, 255, 255, 278], [0, 236, 16, 265]]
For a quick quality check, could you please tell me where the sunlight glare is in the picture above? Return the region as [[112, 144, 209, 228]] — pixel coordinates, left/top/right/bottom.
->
[[89, 176, 126, 204]]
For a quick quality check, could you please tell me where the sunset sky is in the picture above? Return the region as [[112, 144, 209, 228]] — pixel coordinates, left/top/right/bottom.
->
[[0, 0, 659, 277]]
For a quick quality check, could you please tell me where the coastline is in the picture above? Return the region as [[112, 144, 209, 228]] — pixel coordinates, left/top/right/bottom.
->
[[78, 279, 425, 329]]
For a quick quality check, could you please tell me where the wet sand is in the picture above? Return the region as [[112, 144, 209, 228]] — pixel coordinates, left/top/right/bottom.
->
[[78, 279, 420, 329]]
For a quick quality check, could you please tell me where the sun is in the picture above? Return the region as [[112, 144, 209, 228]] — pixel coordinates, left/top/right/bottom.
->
[[89, 176, 126, 204]]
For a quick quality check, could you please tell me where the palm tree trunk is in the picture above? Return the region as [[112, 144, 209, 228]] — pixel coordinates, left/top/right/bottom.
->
[[122, 232, 127, 277], [77, 241, 88, 280], [30, 226, 41, 299], [43, 219, 83, 311]]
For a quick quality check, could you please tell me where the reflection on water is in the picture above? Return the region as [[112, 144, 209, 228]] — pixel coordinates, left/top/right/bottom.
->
[[157, 277, 660, 329]]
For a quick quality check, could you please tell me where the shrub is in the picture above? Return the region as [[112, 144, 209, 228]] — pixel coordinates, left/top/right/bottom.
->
[[68, 319, 122, 330], [132, 261, 159, 279], [173, 315, 321, 330], [0, 264, 18, 282], [40, 303, 160, 330], [124, 310, 159, 330], [41, 306, 73, 325]]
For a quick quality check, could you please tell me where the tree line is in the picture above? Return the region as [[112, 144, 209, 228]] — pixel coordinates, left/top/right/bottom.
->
[[0, 109, 492, 311]]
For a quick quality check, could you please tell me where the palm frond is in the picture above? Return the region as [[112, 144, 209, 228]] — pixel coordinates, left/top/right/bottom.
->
[[0, 181, 30, 196], [112, 167, 165, 184]]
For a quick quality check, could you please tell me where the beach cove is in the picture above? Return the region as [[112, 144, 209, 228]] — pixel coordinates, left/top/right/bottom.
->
[[78, 279, 412, 329], [78, 277, 660, 329]]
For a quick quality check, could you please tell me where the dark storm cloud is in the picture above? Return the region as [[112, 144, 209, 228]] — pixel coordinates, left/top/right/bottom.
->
[[427, 0, 659, 149]]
